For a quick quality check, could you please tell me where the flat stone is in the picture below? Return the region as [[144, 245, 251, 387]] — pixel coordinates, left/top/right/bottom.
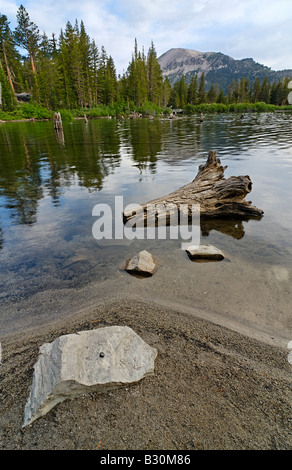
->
[[186, 244, 225, 261], [23, 326, 157, 427], [124, 250, 157, 276]]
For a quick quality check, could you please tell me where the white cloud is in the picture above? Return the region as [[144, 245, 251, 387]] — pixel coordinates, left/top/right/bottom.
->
[[0, 0, 18, 18], [2, 0, 292, 73]]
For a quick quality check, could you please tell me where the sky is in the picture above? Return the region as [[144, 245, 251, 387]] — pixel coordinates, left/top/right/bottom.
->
[[2, 0, 292, 75]]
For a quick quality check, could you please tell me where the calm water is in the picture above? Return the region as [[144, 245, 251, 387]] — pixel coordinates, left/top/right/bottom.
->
[[0, 113, 291, 340]]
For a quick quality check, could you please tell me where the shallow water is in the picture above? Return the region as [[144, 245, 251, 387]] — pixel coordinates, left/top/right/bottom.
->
[[0, 113, 291, 341]]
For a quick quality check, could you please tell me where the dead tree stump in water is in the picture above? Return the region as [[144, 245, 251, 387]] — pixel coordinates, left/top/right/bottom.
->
[[53, 112, 62, 130], [123, 151, 264, 224]]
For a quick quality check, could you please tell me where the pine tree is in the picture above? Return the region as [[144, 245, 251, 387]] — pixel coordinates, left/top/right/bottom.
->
[[216, 88, 226, 104], [146, 41, 163, 105], [0, 14, 17, 97], [198, 72, 206, 104], [239, 77, 246, 102], [177, 75, 188, 107], [227, 80, 236, 103], [14, 5, 40, 77], [125, 39, 148, 106], [169, 81, 180, 108], [161, 77, 171, 107], [37, 32, 62, 108], [207, 83, 217, 103], [97, 45, 109, 105], [187, 75, 198, 105], [270, 79, 288, 106], [252, 77, 261, 103], [79, 20, 93, 107], [90, 39, 100, 106], [105, 56, 117, 105], [58, 21, 81, 108], [245, 76, 250, 102], [259, 76, 270, 103]]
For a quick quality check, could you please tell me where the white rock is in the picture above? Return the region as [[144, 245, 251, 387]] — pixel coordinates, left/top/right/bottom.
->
[[124, 250, 157, 276], [186, 244, 225, 260], [23, 326, 157, 426]]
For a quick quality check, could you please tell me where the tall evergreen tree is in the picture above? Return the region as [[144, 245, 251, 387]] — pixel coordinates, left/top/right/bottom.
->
[[14, 5, 40, 77], [177, 75, 188, 107], [216, 88, 226, 104], [198, 72, 206, 104], [259, 76, 270, 103], [161, 77, 171, 107], [146, 41, 163, 105], [252, 77, 261, 103], [105, 55, 117, 105], [97, 45, 109, 104], [90, 39, 100, 106], [37, 32, 62, 108], [169, 81, 180, 108], [58, 21, 81, 108], [187, 75, 198, 105], [79, 20, 93, 107], [126, 39, 148, 106], [0, 14, 17, 97], [207, 83, 217, 103]]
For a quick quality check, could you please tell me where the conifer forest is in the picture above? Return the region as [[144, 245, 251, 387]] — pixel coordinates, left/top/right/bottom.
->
[[0, 5, 291, 118]]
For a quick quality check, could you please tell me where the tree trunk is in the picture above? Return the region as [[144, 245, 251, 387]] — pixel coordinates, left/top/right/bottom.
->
[[30, 52, 37, 76], [2, 44, 15, 95], [123, 151, 264, 224]]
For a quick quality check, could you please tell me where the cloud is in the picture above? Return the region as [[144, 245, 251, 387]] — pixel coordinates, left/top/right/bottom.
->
[[2, 0, 292, 73]]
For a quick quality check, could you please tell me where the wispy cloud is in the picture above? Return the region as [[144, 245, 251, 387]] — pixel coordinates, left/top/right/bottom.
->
[[2, 0, 292, 73]]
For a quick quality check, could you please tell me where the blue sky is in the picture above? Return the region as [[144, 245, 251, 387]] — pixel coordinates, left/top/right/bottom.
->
[[2, 0, 292, 75]]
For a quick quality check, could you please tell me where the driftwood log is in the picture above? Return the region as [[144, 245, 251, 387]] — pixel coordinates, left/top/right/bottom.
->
[[123, 151, 263, 225]]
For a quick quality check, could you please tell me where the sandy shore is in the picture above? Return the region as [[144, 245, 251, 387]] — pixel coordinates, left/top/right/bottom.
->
[[0, 297, 291, 450]]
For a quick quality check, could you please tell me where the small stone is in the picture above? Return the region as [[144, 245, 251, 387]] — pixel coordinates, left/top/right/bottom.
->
[[186, 244, 225, 261], [124, 250, 158, 276]]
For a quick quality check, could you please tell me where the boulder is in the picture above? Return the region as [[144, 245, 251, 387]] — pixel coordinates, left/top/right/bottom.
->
[[16, 93, 31, 102], [124, 250, 158, 276], [186, 244, 225, 261], [23, 326, 157, 427]]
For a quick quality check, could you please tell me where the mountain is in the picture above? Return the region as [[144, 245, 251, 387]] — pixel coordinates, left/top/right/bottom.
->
[[158, 48, 292, 92]]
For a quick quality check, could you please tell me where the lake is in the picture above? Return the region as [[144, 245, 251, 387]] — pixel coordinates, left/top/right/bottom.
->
[[0, 113, 291, 344]]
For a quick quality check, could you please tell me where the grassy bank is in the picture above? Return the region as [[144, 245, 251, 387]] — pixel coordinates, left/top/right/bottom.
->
[[0, 101, 172, 122], [184, 102, 292, 114], [1, 101, 291, 122]]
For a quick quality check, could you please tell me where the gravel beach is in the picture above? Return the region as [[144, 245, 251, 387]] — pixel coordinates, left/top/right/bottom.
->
[[0, 297, 291, 450]]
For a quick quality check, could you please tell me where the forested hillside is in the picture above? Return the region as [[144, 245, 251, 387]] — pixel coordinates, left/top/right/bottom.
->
[[0, 6, 171, 112], [0, 5, 291, 116]]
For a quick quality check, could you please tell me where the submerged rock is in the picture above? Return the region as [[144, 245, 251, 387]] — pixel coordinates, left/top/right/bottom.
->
[[124, 250, 158, 276], [186, 244, 225, 261], [23, 326, 157, 426]]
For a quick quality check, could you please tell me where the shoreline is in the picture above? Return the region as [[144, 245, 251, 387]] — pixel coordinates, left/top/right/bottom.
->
[[1, 106, 292, 124], [1, 297, 291, 450]]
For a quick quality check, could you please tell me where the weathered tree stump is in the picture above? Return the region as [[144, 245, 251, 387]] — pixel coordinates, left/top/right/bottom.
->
[[53, 112, 63, 130], [123, 151, 263, 224]]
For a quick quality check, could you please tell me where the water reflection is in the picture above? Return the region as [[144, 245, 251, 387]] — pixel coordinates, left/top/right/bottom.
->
[[201, 218, 246, 239], [54, 127, 65, 146], [121, 119, 162, 174], [0, 113, 291, 239], [0, 119, 123, 227], [0, 133, 43, 225], [0, 113, 291, 317]]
